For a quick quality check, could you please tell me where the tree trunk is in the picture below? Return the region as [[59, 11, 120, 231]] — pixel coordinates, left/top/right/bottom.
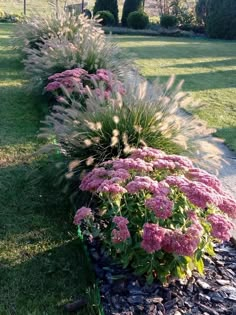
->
[[24, 0, 26, 15]]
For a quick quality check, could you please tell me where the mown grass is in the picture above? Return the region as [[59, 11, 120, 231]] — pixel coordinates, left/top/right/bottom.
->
[[115, 36, 236, 151], [0, 0, 97, 14], [0, 24, 102, 315]]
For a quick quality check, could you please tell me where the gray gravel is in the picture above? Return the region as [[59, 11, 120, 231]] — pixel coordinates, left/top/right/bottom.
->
[[216, 142, 236, 240]]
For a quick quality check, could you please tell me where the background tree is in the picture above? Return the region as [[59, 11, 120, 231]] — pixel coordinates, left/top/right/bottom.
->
[[122, 0, 143, 26], [206, 0, 236, 39], [195, 0, 206, 25], [93, 0, 119, 24]]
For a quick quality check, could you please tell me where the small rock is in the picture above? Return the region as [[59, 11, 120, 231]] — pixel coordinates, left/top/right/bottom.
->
[[211, 292, 225, 303], [184, 300, 194, 308], [127, 295, 144, 305], [197, 303, 220, 315], [164, 298, 178, 310], [220, 285, 236, 295], [216, 279, 230, 286], [146, 297, 163, 304], [146, 304, 157, 314], [228, 294, 236, 302], [197, 279, 211, 290], [199, 293, 211, 302]]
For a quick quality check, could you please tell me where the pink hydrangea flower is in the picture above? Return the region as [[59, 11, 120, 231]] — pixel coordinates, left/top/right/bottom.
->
[[186, 167, 223, 192], [126, 176, 159, 194], [141, 223, 166, 253], [145, 196, 173, 219], [97, 180, 127, 195], [112, 216, 130, 243], [218, 195, 236, 218], [45, 81, 61, 92], [166, 176, 223, 208], [112, 158, 153, 172], [207, 214, 234, 241], [130, 147, 165, 161], [73, 207, 92, 225], [80, 167, 108, 191], [162, 224, 202, 257]]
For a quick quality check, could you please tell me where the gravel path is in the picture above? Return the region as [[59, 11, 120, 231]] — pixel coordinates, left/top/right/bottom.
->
[[216, 143, 236, 240]]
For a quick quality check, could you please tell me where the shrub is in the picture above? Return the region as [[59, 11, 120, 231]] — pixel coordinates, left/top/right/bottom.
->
[[206, 0, 236, 39], [95, 11, 115, 26], [127, 11, 149, 30], [0, 9, 5, 20], [74, 147, 236, 283], [122, 0, 143, 26], [0, 11, 23, 23], [160, 15, 178, 28], [23, 15, 130, 93], [93, 0, 119, 24]]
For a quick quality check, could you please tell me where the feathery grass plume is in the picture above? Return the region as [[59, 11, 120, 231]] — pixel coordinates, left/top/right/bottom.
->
[[40, 73, 224, 176], [14, 6, 90, 51], [23, 15, 131, 93]]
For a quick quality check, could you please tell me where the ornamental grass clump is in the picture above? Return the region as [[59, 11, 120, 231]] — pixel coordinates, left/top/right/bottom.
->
[[15, 8, 90, 51], [40, 73, 223, 179], [24, 15, 130, 93], [74, 147, 236, 283]]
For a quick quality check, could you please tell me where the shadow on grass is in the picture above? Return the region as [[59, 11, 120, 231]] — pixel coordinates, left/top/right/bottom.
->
[[0, 161, 102, 315], [0, 239, 101, 315], [147, 69, 236, 91]]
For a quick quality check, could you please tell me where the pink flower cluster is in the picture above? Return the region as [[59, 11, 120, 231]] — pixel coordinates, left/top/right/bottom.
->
[[45, 68, 125, 101], [112, 158, 153, 172], [130, 147, 165, 161], [141, 223, 166, 253], [162, 221, 203, 256], [165, 175, 236, 218], [141, 221, 202, 257], [126, 176, 169, 195], [112, 216, 130, 243], [186, 168, 223, 193], [73, 207, 92, 225], [207, 214, 234, 241], [145, 195, 174, 219], [80, 167, 129, 194]]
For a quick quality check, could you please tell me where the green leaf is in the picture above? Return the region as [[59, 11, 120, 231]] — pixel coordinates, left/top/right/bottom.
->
[[195, 258, 204, 274], [146, 272, 154, 284], [205, 243, 215, 256]]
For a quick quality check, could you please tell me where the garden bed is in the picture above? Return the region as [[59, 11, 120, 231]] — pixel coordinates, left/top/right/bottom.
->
[[88, 238, 236, 315], [103, 26, 204, 38]]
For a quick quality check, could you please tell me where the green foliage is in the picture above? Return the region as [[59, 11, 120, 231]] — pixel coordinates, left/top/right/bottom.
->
[[121, 0, 143, 26], [195, 0, 207, 25], [0, 10, 23, 23], [127, 10, 149, 29], [93, 0, 119, 24], [206, 0, 236, 39], [96, 10, 115, 26], [0, 9, 5, 19], [77, 148, 234, 282], [160, 14, 178, 28]]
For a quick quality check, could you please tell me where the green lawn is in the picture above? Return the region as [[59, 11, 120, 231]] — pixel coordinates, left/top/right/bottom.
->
[[115, 36, 236, 151], [0, 24, 102, 315], [0, 0, 97, 14]]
